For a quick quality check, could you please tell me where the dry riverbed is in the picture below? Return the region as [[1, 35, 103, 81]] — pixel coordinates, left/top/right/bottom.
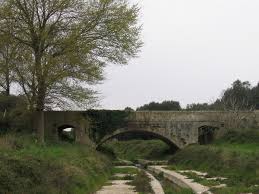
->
[[96, 166, 164, 194]]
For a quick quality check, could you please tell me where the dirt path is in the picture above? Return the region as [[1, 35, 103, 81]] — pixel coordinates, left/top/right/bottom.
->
[[96, 166, 138, 194], [96, 179, 138, 194], [96, 166, 164, 194]]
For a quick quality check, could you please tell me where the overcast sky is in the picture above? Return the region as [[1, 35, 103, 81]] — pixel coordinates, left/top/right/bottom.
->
[[96, 0, 259, 110]]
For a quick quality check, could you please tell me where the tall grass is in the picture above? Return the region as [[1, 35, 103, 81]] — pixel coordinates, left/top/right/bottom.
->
[[129, 170, 153, 193], [104, 139, 174, 161], [155, 173, 194, 194], [0, 134, 111, 194], [169, 128, 259, 193]]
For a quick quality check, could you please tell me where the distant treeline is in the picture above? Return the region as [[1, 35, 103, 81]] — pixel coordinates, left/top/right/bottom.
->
[[134, 80, 259, 111], [136, 100, 181, 111]]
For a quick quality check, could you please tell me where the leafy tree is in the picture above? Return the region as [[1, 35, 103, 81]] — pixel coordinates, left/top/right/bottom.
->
[[186, 103, 212, 111], [221, 80, 254, 111], [137, 100, 181, 111], [124, 107, 135, 112], [85, 110, 130, 143], [186, 80, 259, 111], [209, 99, 224, 110], [0, 34, 17, 96], [186, 100, 223, 111], [251, 83, 259, 110], [0, 0, 142, 110]]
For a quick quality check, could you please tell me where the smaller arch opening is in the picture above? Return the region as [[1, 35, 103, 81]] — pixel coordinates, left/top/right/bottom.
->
[[198, 126, 218, 145], [58, 125, 76, 143]]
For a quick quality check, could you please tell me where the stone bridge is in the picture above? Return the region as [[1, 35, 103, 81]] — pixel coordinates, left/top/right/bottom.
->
[[35, 111, 259, 149]]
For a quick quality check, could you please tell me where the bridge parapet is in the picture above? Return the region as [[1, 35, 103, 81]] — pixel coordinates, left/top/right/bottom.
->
[[129, 111, 258, 129], [36, 110, 259, 146]]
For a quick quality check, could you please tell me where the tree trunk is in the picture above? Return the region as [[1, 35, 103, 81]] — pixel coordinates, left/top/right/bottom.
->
[[3, 57, 10, 96], [34, 50, 46, 143], [5, 69, 10, 96], [34, 50, 46, 111], [36, 83, 46, 111], [37, 111, 45, 144]]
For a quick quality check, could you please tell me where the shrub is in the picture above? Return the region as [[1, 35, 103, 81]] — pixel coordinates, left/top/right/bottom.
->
[[129, 170, 152, 193], [0, 94, 32, 133], [104, 139, 174, 161], [169, 145, 259, 186], [216, 128, 259, 144], [0, 134, 111, 194]]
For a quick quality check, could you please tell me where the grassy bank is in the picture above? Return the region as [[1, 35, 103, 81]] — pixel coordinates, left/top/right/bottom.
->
[[103, 129, 259, 193], [160, 179, 194, 194], [154, 172, 194, 194], [104, 139, 173, 161], [169, 129, 259, 193], [0, 134, 111, 194]]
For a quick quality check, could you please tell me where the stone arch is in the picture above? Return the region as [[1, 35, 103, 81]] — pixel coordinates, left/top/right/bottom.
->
[[198, 125, 219, 145], [57, 124, 76, 142], [96, 128, 181, 150]]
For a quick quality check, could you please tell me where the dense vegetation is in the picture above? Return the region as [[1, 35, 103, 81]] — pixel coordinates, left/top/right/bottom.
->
[[0, 134, 111, 194], [0, 94, 32, 134], [103, 128, 259, 193], [104, 139, 173, 161], [129, 170, 153, 193], [85, 110, 130, 143], [168, 128, 259, 193], [137, 100, 181, 111]]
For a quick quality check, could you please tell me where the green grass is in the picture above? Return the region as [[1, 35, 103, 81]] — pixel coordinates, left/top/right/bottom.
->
[[109, 166, 153, 193], [155, 173, 194, 194], [111, 166, 139, 175], [214, 128, 259, 154], [129, 170, 153, 194], [168, 128, 259, 193], [0, 133, 111, 194], [110, 174, 135, 180], [104, 139, 174, 161], [211, 186, 259, 194], [180, 172, 222, 187], [214, 142, 259, 153], [169, 145, 259, 185], [98, 128, 259, 193]]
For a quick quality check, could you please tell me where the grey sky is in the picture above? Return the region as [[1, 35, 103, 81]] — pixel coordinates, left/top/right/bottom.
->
[[96, 0, 259, 110]]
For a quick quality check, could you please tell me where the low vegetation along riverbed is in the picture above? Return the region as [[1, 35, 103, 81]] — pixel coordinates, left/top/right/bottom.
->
[[97, 166, 154, 194], [0, 134, 111, 194], [104, 128, 259, 194], [1, 128, 259, 194]]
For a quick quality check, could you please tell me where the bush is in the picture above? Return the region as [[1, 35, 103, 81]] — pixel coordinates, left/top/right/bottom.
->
[[0, 94, 32, 133], [129, 170, 152, 193], [0, 134, 111, 194], [104, 139, 175, 161], [169, 145, 259, 186], [84, 110, 130, 142], [216, 128, 259, 144]]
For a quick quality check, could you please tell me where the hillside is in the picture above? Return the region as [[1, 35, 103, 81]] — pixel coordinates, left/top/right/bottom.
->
[[168, 129, 259, 194], [0, 134, 111, 194], [104, 129, 259, 193]]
